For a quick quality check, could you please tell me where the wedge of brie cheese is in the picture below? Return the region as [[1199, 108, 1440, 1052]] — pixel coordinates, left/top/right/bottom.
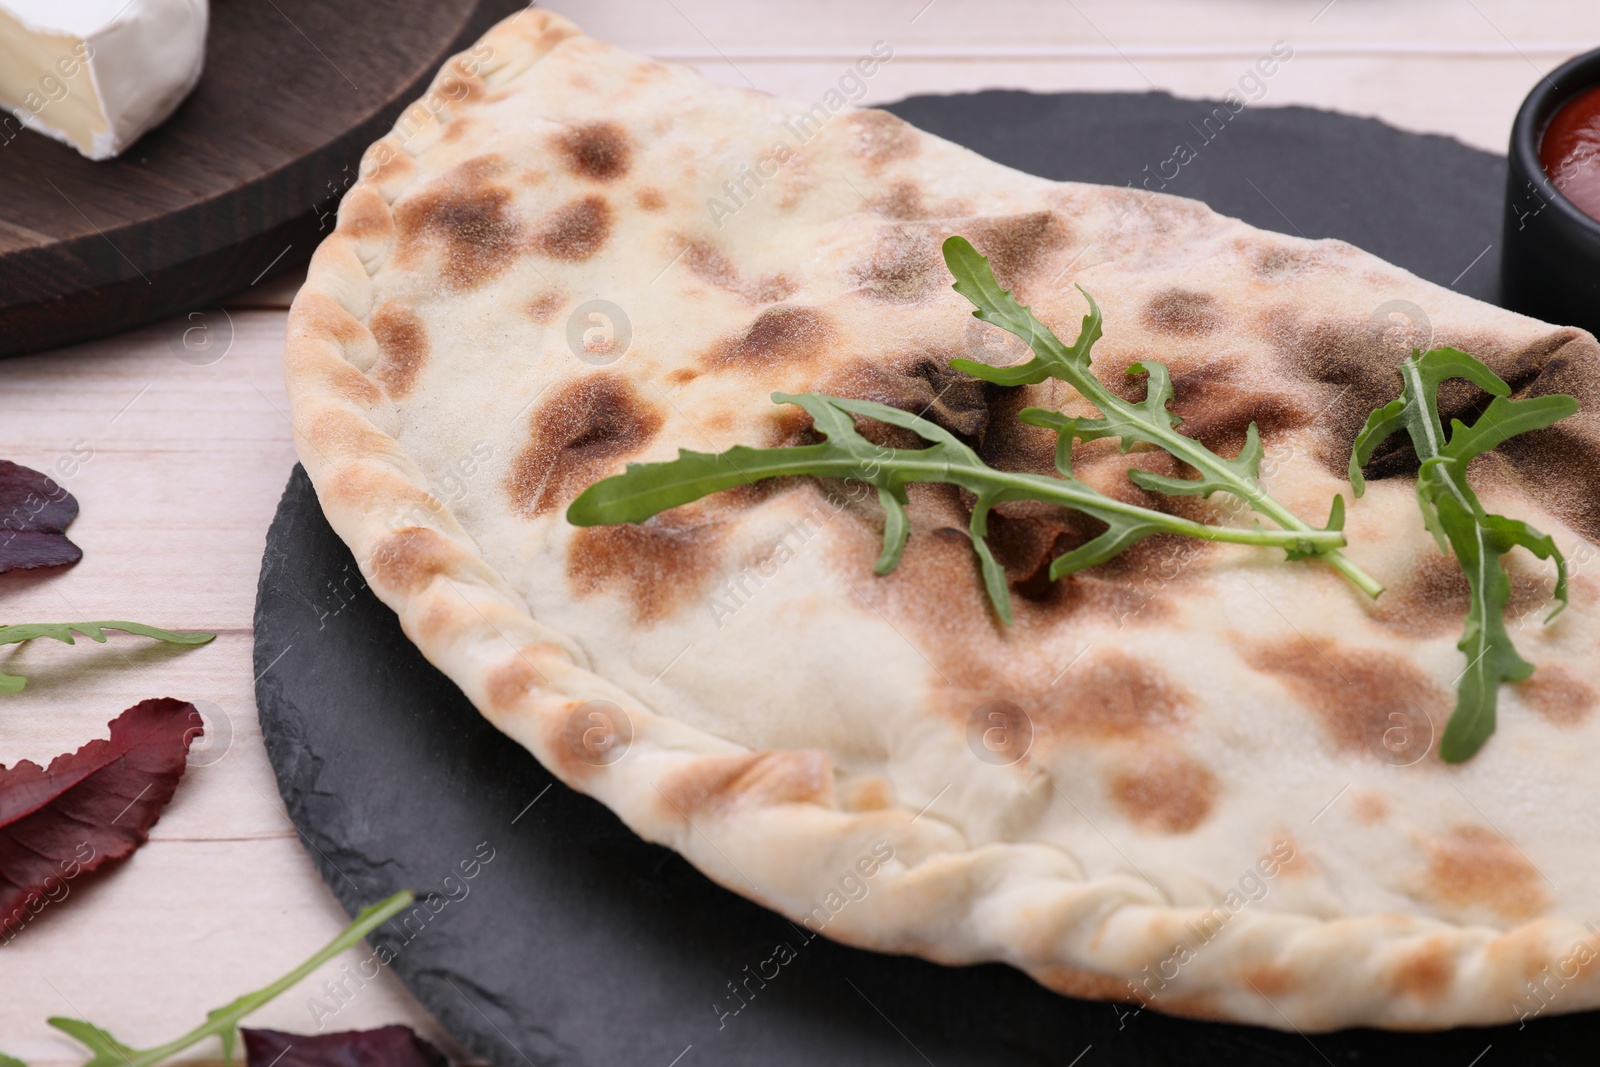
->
[[0, 0, 207, 160]]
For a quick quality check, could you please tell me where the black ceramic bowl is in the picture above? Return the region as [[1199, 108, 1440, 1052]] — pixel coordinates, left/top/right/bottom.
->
[[1503, 47, 1600, 335]]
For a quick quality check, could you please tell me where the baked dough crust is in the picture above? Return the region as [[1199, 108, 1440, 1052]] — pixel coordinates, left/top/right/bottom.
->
[[286, 9, 1600, 1030]]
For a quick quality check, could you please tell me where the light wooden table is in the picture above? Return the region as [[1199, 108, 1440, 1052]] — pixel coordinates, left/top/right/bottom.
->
[[3, 1, 1594, 1062]]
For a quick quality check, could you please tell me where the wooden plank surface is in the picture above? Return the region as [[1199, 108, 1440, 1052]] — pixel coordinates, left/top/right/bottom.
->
[[1, 0, 1594, 1062]]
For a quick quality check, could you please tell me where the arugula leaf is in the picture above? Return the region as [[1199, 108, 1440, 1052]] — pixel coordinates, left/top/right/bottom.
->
[[569, 392, 1345, 624], [0, 622, 215, 694], [941, 235, 1383, 599], [12, 891, 416, 1067], [1349, 347, 1578, 762]]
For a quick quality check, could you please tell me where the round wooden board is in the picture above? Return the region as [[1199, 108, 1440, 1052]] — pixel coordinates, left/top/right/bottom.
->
[[0, 0, 528, 359]]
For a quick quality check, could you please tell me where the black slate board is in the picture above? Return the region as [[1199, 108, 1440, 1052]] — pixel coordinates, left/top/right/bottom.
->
[[255, 93, 1578, 1066], [888, 90, 1506, 304]]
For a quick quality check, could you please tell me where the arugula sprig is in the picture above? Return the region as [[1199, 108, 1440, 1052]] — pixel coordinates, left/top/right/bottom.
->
[[0, 891, 415, 1067], [0, 622, 215, 694], [1350, 347, 1578, 762], [568, 391, 1344, 624], [940, 236, 1383, 599]]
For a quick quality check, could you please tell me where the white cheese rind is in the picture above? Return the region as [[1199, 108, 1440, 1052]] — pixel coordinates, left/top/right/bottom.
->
[[0, 0, 208, 160]]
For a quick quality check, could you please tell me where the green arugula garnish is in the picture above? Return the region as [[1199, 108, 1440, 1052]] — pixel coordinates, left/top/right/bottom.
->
[[0, 622, 215, 694], [1350, 347, 1578, 762], [940, 236, 1383, 599], [568, 392, 1345, 623], [0, 891, 414, 1067]]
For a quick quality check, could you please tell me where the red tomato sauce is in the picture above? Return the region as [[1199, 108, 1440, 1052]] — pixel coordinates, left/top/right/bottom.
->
[[1541, 83, 1600, 223]]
